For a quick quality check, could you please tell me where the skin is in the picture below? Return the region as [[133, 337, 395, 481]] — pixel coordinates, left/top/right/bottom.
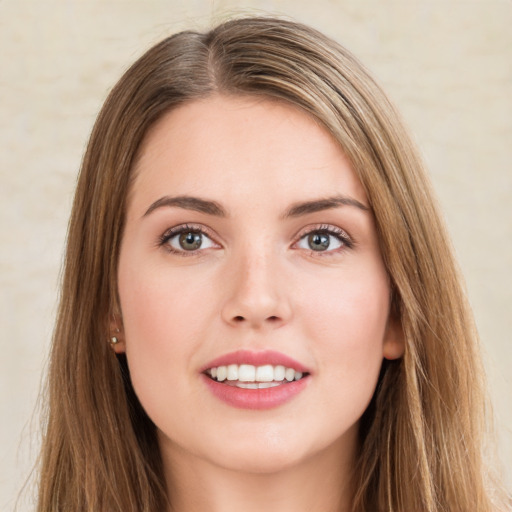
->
[[115, 95, 404, 512]]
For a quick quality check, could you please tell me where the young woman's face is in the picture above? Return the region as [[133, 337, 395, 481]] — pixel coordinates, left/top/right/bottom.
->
[[117, 95, 403, 474]]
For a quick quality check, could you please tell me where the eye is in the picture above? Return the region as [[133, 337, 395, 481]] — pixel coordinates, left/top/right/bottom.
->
[[160, 225, 217, 254], [295, 226, 352, 253]]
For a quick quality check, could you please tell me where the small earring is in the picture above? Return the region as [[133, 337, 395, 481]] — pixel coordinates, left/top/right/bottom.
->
[[110, 336, 119, 345]]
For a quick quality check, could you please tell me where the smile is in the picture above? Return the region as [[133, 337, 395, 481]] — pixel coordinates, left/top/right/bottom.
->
[[202, 351, 311, 409], [206, 364, 305, 389]]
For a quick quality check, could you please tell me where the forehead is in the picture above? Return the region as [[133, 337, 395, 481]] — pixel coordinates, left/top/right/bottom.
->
[[129, 95, 367, 216]]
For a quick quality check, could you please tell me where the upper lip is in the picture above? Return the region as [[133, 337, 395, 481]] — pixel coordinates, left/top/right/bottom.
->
[[201, 349, 310, 373]]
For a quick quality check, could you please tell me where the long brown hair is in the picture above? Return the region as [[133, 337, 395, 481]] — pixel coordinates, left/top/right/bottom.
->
[[37, 16, 505, 511]]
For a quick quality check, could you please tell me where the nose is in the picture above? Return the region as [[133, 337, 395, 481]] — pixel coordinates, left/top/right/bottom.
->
[[220, 248, 292, 330]]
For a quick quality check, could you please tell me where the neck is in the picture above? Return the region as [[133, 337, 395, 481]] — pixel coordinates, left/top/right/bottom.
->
[[161, 435, 357, 512]]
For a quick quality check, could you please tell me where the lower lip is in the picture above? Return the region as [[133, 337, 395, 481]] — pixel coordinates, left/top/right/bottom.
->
[[202, 374, 310, 410]]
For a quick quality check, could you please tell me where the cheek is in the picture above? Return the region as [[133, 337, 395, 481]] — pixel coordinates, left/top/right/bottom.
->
[[300, 262, 390, 344], [119, 252, 219, 343], [297, 263, 390, 407], [117, 263, 216, 405]]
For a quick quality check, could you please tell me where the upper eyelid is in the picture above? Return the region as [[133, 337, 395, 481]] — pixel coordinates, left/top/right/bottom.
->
[[161, 223, 216, 239], [293, 223, 352, 241]]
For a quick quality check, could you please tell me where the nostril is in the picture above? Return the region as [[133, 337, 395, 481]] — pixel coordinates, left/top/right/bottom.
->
[[228, 314, 283, 325]]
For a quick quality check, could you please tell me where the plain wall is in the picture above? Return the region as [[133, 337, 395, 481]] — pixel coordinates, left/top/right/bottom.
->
[[1, 1, 510, 510]]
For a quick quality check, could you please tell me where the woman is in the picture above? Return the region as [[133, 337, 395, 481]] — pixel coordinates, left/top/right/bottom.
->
[[37, 16, 508, 512]]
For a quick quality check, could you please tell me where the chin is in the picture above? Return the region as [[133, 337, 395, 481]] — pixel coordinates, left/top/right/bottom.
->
[[208, 443, 309, 475], [197, 423, 342, 475]]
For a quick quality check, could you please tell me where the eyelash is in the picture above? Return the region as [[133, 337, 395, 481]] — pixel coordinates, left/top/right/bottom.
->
[[157, 223, 354, 257]]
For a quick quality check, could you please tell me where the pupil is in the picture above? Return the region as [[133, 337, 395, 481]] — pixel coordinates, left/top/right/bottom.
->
[[308, 232, 329, 251], [179, 232, 202, 250]]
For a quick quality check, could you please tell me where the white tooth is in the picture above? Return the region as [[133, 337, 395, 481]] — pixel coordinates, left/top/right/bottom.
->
[[227, 364, 238, 381], [285, 367, 295, 382], [294, 371, 303, 381], [238, 364, 256, 382], [236, 382, 259, 389], [274, 365, 285, 381], [211, 367, 217, 379], [258, 381, 281, 389], [217, 366, 227, 381], [256, 365, 274, 382]]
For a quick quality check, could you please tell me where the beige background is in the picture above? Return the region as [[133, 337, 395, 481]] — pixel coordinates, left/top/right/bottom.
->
[[1, 1, 510, 510]]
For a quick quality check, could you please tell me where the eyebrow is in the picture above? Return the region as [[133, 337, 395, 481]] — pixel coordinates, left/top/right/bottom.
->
[[142, 194, 369, 219], [282, 195, 370, 218], [143, 195, 227, 218]]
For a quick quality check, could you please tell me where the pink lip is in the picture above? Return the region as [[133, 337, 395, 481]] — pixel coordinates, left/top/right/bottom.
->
[[201, 374, 310, 410], [200, 350, 311, 410], [200, 349, 310, 373]]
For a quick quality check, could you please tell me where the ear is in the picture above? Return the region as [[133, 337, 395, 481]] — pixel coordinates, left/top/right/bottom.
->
[[109, 313, 126, 354], [382, 314, 405, 360]]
